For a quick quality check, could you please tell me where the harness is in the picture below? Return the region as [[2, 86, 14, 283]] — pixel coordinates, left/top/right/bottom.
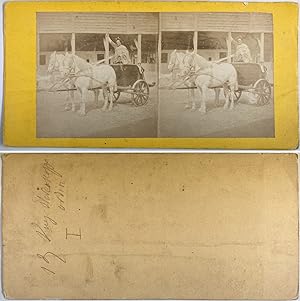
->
[[49, 53, 65, 73], [64, 55, 77, 77], [49, 55, 113, 92], [168, 54, 180, 72], [168, 54, 232, 91], [183, 55, 232, 88]]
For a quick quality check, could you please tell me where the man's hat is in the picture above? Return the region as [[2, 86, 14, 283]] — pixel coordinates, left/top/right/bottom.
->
[[116, 37, 122, 43]]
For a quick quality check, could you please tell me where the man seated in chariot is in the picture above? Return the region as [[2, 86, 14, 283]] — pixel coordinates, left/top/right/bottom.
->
[[230, 36, 252, 63], [105, 34, 131, 64]]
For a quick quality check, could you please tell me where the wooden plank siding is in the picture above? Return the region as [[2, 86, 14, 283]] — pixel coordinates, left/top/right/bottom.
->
[[161, 13, 273, 33], [37, 12, 272, 34], [37, 13, 74, 33], [160, 13, 195, 31], [126, 13, 158, 33], [37, 13, 158, 34]]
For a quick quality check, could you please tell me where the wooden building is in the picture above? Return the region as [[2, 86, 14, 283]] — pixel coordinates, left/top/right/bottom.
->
[[37, 12, 273, 80], [159, 12, 273, 75], [37, 13, 158, 75]]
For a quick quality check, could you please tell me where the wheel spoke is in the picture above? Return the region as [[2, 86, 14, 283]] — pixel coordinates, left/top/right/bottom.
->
[[132, 81, 149, 106], [253, 91, 270, 97], [253, 80, 272, 105], [262, 95, 269, 104], [141, 95, 147, 103]]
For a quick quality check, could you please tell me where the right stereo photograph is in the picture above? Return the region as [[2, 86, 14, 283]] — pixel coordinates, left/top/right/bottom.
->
[[158, 12, 274, 138]]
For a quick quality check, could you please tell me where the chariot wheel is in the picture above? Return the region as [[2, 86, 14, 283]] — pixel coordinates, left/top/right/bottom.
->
[[253, 79, 272, 106], [113, 91, 121, 102], [233, 90, 242, 103], [131, 80, 150, 106]]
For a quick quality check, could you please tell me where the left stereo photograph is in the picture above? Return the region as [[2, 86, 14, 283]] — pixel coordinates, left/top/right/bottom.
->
[[37, 12, 159, 138]]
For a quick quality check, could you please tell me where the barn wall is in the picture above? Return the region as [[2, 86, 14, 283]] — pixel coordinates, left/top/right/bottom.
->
[[197, 49, 227, 61], [38, 12, 272, 34], [37, 13, 159, 34], [161, 13, 273, 33], [37, 14, 74, 33]]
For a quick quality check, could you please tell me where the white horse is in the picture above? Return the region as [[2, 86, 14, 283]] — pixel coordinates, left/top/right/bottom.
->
[[60, 53, 117, 115], [168, 50, 222, 111], [47, 51, 76, 112], [181, 52, 238, 114]]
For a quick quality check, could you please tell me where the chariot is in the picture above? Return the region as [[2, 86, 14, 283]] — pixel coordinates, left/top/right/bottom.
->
[[110, 64, 155, 106], [232, 62, 272, 105]]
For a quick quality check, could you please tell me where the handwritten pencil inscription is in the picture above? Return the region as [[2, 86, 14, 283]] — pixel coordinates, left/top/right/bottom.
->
[[31, 159, 68, 275]]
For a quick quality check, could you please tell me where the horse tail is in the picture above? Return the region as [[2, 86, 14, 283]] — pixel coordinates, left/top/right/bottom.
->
[[233, 67, 239, 91], [108, 66, 118, 92], [109, 78, 117, 92], [234, 80, 238, 92]]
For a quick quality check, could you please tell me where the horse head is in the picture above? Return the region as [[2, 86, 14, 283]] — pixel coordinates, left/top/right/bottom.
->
[[61, 53, 77, 76], [62, 53, 92, 76], [181, 52, 211, 77], [180, 52, 195, 76], [168, 49, 178, 72], [47, 51, 58, 73], [47, 51, 66, 76]]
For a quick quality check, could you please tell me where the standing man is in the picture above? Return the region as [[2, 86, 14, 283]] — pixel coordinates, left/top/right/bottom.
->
[[105, 33, 131, 64], [230, 36, 252, 63]]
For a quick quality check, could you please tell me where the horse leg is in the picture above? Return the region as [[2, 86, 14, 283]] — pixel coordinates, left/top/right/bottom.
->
[[190, 85, 196, 111], [101, 87, 109, 111], [64, 88, 75, 111], [70, 90, 76, 112], [94, 89, 99, 108], [78, 88, 87, 116], [184, 83, 196, 111], [229, 85, 235, 110], [64, 81, 76, 112], [184, 83, 191, 110], [64, 91, 72, 111], [108, 86, 114, 111], [215, 88, 220, 107], [223, 85, 230, 110], [199, 86, 207, 114], [196, 86, 203, 113]]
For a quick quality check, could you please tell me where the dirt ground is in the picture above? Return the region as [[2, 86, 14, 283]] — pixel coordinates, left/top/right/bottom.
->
[[37, 84, 274, 139], [37, 88, 158, 138], [158, 88, 274, 138]]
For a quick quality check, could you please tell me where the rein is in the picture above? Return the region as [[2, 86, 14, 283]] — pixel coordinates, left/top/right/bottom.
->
[[165, 52, 234, 90], [48, 53, 61, 73], [48, 55, 111, 92], [183, 55, 229, 87], [64, 55, 77, 77], [170, 65, 228, 89], [168, 53, 180, 72]]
